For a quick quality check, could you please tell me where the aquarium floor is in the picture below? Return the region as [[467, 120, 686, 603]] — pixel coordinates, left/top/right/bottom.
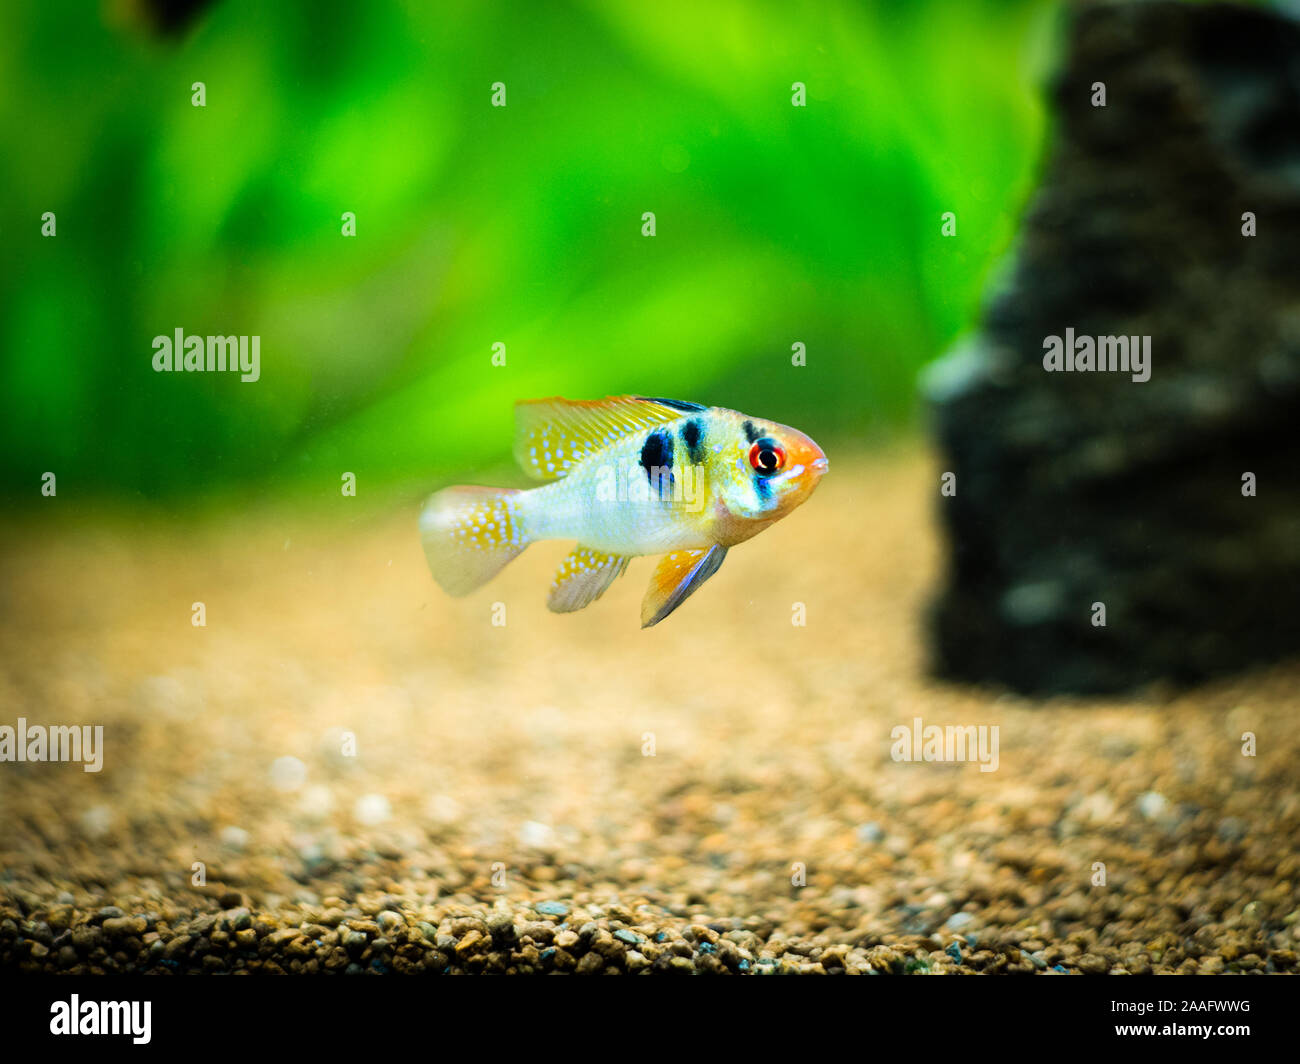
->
[[2, 444, 1297, 974]]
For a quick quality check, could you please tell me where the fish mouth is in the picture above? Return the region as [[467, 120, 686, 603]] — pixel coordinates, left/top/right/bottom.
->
[[810, 457, 829, 476]]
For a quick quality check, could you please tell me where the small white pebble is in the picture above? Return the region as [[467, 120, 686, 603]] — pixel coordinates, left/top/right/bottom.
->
[[299, 784, 333, 818], [518, 820, 554, 848], [1137, 791, 1169, 820], [354, 792, 391, 825], [425, 794, 461, 823], [270, 755, 307, 792], [80, 804, 113, 839]]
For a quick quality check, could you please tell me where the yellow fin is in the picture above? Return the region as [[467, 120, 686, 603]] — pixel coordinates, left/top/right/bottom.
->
[[513, 395, 703, 481], [641, 545, 728, 627], [547, 546, 630, 613], [420, 485, 528, 596]]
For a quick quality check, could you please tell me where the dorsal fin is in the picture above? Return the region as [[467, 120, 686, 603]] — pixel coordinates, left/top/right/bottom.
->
[[513, 396, 703, 481]]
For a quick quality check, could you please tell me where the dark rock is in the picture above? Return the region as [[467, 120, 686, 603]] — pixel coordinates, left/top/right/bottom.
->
[[926, 0, 1300, 693], [486, 913, 516, 942], [575, 951, 604, 974], [1077, 953, 1110, 975]]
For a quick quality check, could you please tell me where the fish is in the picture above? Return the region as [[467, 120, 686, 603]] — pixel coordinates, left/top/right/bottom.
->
[[419, 395, 829, 626]]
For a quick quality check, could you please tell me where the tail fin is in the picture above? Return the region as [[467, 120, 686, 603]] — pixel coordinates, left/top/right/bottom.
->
[[419, 486, 529, 596]]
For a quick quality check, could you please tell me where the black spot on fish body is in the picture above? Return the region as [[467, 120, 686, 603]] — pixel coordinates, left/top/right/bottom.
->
[[680, 418, 704, 464], [635, 396, 706, 413], [640, 429, 671, 473], [742, 420, 763, 444], [640, 429, 674, 499]]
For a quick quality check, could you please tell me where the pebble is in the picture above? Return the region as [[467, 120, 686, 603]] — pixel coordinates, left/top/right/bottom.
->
[[79, 805, 113, 839], [576, 951, 604, 974], [1076, 954, 1109, 975], [518, 821, 554, 848], [856, 822, 885, 844], [1137, 791, 1169, 820], [220, 825, 250, 850], [270, 756, 308, 792], [102, 916, 145, 938], [486, 914, 516, 941], [353, 793, 391, 825]]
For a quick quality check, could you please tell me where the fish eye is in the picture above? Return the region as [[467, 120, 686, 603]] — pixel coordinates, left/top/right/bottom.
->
[[748, 438, 786, 476]]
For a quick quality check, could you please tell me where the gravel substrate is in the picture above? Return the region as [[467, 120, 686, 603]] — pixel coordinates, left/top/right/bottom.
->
[[2, 446, 1298, 974]]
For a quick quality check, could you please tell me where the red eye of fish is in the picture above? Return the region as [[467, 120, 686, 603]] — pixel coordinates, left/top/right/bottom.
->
[[748, 439, 786, 476]]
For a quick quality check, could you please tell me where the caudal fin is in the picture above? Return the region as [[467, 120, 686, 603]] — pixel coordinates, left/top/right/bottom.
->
[[419, 486, 528, 596]]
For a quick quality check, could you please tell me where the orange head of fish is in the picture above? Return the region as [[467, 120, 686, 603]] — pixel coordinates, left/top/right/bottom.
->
[[706, 410, 829, 531]]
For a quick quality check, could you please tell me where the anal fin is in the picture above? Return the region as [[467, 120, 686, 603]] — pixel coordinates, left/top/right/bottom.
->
[[641, 545, 728, 628], [548, 547, 631, 613]]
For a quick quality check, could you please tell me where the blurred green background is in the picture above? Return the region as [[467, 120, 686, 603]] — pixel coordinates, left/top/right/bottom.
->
[[1, 0, 1056, 503]]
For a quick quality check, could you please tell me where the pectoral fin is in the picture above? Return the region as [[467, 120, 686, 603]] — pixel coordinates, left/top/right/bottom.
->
[[641, 545, 728, 628], [548, 547, 631, 613]]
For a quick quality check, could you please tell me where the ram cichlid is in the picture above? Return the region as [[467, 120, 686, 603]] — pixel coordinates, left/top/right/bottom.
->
[[419, 395, 828, 626]]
